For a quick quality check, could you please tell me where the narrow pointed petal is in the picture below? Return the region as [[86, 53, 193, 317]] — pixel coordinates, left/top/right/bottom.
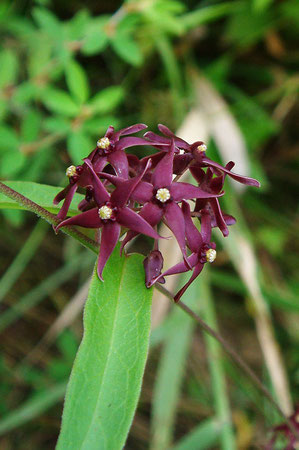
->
[[92, 155, 108, 173], [181, 201, 202, 252], [107, 148, 129, 179], [56, 183, 78, 220], [173, 153, 193, 175], [174, 263, 204, 302], [104, 126, 115, 138], [83, 159, 110, 205], [171, 182, 223, 202], [111, 159, 152, 207], [209, 198, 229, 237], [117, 136, 150, 151], [148, 252, 198, 287], [97, 222, 121, 280], [164, 202, 190, 268], [53, 184, 72, 205], [143, 131, 170, 145], [152, 140, 175, 188], [115, 123, 147, 139], [200, 209, 212, 243], [144, 250, 164, 288], [120, 202, 164, 251], [158, 124, 190, 150], [117, 207, 161, 240], [202, 156, 261, 187], [189, 166, 206, 184], [55, 208, 102, 232]]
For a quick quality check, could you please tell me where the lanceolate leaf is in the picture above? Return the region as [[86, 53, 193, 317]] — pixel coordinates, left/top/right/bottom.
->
[[57, 249, 153, 450], [0, 181, 84, 215]]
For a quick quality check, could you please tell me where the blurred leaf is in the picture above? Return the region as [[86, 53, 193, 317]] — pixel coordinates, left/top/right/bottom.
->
[[65, 9, 90, 41], [43, 116, 71, 134], [21, 109, 41, 142], [150, 276, 199, 450], [1, 151, 26, 178], [13, 81, 38, 104], [57, 251, 152, 449], [0, 48, 19, 88], [171, 418, 226, 450], [81, 16, 109, 55], [42, 88, 80, 117], [88, 86, 124, 114], [67, 130, 93, 164], [27, 34, 53, 78], [111, 30, 143, 66], [65, 59, 89, 104], [1, 209, 24, 227], [0, 382, 67, 436], [253, 0, 274, 12], [0, 125, 19, 150], [82, 116, 120, 135], [32, 7, 62, 38], [0, 181, 84, 214], [181, 2, 237, 29]]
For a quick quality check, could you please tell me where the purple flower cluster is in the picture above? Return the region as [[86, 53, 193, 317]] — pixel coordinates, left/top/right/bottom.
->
[[54, 123, 260, 301]]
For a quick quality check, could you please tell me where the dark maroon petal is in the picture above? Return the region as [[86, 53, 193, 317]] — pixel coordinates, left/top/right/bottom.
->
[[200, 209, 212, 243], [117, 136, 150, 151], [104, 126, 115, 138], [173, 153, 193, 175], [107, 149, 129, 179], [140, 151, 166, 169], [152, 140, 175, 189], [150, 253, 198, 287], [53, 184, 72, 205], [56, 183, 78, 220], [164, 202, 190, 268], [209, 198, 229, 237], [181, 201, 202, 252], [111, 159, 152, 207], [189, 166, 206, 184], [174, 263, 204, 302], [202, 156, 261, 187], [158, 124, 190, 150], [114, 123, 147, 139], [97, 222, 121, 280], [144, 250, 164, 288], [131, 181, 153, 203], [92, 155, 108, 173], [55, 208, 102, 232], [171, 182, 223, 202], [117, 207, 161, 240], [83, 159, 110, 205], [223, 213, 236, 226], [144, 131, 170, 145], [120, 202, 164, 250]]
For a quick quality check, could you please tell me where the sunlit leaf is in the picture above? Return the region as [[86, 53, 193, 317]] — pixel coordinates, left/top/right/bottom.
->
[[57, 251, 153, 449], [65, 59, 89, 104]]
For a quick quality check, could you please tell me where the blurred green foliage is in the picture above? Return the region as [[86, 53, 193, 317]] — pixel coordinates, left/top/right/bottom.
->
[[0, 0, 298, 448]]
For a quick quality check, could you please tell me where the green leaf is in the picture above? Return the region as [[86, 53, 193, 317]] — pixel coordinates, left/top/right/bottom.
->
[[0, 181, 84, 215], [42, 88, 80, 117], [43, 116, 71, 134], [0, 48, 19, 88], [57, 251, 153, 449], [32, 7, 62, 38], [171, 418, 226, 450], [0, 125, 19, 150], [67, 130, 94, 164], [20, 109, 41, 142], [88, 86, 124, 114], [111, 31, 143, 66], [65, 59, 89, 104], [82, 116, 120, 135], [181, 2, 237, 29], [0, 150, 27, 178], [81, 16, 109, 55]]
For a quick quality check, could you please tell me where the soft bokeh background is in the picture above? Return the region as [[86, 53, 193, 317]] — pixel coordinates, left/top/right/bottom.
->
[[0, 0, 298, 448]]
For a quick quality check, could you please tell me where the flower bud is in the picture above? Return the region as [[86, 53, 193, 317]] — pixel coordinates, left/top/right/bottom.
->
[[143, 250, 165, 288]]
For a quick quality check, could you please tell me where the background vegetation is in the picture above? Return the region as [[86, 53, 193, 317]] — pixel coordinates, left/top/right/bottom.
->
[[0, 0, 298, 448]]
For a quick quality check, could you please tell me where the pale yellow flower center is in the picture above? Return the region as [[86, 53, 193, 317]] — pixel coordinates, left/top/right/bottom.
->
[[99, 205, 113, 220], [206, 248, 216, 263], [155, 188, 171, 203], [97, 137, 110, 149], [197, 143, 207, 153], [66, 165, 77, 178]]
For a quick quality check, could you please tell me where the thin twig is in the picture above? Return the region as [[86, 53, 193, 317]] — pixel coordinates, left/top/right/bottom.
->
[[155, 284, 299, 439], [0, 182, 98, 254]]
